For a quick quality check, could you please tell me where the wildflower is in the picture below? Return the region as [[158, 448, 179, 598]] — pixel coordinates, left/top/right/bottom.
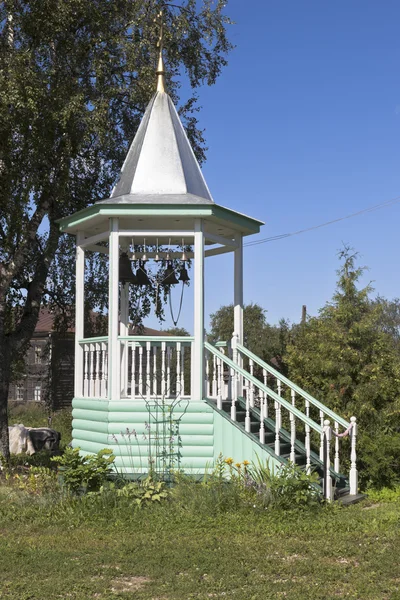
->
[[235, 463, 242, 469], [225, 457, 234, 465], [243, 460, 250, 466]]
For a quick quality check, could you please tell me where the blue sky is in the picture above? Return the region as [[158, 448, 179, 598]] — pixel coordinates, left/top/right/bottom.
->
[[154, 1, 400, 333]]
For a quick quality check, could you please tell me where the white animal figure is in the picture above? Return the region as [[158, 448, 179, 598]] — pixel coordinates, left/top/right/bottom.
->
[[8, 424, 36, 455]]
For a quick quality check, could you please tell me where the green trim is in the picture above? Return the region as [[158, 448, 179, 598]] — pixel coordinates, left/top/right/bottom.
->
[[118, 335, 194, 343], [78, 336, 109, 344], [58, 203, 263, 235], [205, 341, 321, 434], [211, 205, 264, 231], [237, 343, 350, 429]]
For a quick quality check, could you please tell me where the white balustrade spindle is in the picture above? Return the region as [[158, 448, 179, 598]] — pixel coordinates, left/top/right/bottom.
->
[[130, 343, 136, 398], [323, 419, 332, 501], [212, 354, 217, 397], [95, 343, 101, 397], [334, 421, 340, 473], [138, 346, 143, 398], [101, 344, 107, 398], [176, 342, 181, 398], [249, 359, 255, 408], [167, 346, 171, 398], [245, 376, 251, 433], [90, 344, 95, 397], [262, 368, 268, 420], [146, 342, 151, 399], [161, 342, 166, 398], [151, 346, 156, 397], [180, 345, 185, 396], [206, 353, 210, 398], [319, 409, 325, 460], [290, 389, 296, 463], [275, 379, 282, 455], [84, 347, 89, 397]]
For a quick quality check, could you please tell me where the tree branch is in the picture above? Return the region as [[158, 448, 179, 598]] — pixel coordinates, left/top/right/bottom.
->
[[10, 219, 61, 354]]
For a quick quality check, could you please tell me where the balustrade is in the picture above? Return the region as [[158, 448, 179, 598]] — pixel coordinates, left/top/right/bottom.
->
[[205, 338, 359, 499], [80, 337, 108, 399], [234, 341, 358, 499], [120, 336, 194, 400]]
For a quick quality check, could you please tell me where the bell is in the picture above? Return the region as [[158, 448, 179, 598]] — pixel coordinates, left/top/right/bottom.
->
[[162, 261, 179, 285], [136, 261, 151, 286], [179, 266, 190, 283], [119, 253, 137, 284]]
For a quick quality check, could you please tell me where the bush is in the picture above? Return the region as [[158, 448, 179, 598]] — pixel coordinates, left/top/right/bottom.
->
[[52, 447, 115, 494], [11, 466, 59, 496], [171, 455, 321, 515], [359, 432, 400, 489], [367, 486, 400, 503]]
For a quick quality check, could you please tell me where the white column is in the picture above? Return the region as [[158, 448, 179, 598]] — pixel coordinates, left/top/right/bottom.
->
[[108, 218, 120, 400], [74, 232, 85, 397], [193, 219, 205, 401], [234, 233, 243, 345], [120, 282, 129, 397]]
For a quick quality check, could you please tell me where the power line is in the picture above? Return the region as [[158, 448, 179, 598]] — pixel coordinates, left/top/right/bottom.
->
[[243, 194, 400, 247]]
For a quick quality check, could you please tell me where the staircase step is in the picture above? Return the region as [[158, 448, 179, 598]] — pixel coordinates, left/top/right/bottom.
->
[[281, 453, 307, 465], [266, 442, 291, 453], [337, 492, 366, 506], [210, 398, 351, 495]]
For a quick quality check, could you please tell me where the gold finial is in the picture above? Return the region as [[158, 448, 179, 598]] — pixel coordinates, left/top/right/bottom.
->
[[155, 10, 166, 93]]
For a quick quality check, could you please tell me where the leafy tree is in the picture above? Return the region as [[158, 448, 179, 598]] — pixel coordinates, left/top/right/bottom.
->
[[164, 327, 190, 336], [286, 248, 400, 488], [373, 296, 400, 347], [0, 0, 233, 459], [208, 303, 290, 369]]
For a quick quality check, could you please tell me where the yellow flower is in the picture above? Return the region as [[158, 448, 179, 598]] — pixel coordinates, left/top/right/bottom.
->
[[235, 463, 242, 469], [243, 460, 250, 466], [225, 457, 234, 465]]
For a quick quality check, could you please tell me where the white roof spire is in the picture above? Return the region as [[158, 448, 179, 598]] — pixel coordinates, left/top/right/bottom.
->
[[101, 11, 214, 207], [155, 10, 166, 93]]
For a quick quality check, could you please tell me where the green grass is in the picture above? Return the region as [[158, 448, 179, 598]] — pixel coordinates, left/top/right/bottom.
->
[[2, 409, 399, 598], [0, 487, 399, 600]]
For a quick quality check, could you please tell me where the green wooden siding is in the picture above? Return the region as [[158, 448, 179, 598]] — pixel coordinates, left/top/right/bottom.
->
[[71, 397, 280, 475]]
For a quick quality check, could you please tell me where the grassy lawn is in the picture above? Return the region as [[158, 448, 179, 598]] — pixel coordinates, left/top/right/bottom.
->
[[0, 490, 399, 600]]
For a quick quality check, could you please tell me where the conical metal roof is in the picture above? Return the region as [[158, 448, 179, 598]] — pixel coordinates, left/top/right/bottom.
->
[[100, 91, 214, 206]]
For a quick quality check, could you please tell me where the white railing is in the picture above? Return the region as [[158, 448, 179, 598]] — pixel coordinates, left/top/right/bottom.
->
[[236, 338, 358, 494], [206, 341, 230, 403], [79, 337, 109, 399], [205, 336, 358, 498], [119, 336, 194, 400]]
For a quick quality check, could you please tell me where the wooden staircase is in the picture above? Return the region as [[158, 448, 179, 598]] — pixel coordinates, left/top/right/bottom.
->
[[210, 397, 364, 503], [205, 337, 361, 503]]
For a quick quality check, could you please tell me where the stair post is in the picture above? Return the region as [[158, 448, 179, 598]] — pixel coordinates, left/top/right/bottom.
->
[[349, 416, 358, 495], [323, 419, 333, 502], [230, 333, 239, 421]]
